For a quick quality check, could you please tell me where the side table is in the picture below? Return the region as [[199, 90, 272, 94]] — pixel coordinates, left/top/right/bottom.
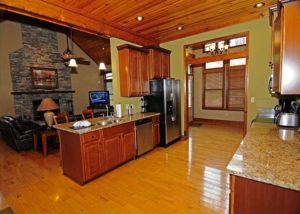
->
[[33, 128, 58, 156]]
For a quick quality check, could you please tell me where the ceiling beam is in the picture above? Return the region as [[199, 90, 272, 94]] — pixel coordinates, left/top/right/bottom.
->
[[0, 0, 158, 46]]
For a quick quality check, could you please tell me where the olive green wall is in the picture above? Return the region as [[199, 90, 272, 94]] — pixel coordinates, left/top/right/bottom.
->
[[110, 38, 143, 116], [160, 17, 277, 129]]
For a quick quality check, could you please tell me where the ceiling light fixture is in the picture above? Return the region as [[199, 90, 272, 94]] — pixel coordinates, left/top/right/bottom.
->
[[68, 58, 78, 67], [99, 47, 106, 70], [99, 62, 106, 70], [254, 2, 265, 8], [136, 16, 144, 21], [209, 41, 229, 55], [68, 25, 78, 67], [177, 25, 184, 31]]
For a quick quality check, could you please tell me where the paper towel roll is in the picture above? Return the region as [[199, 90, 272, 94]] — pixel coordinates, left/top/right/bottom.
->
[[116, 104, 122, 118]]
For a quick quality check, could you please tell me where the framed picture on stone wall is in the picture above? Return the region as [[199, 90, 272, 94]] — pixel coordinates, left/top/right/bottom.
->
[[31, 67, 58, 89]]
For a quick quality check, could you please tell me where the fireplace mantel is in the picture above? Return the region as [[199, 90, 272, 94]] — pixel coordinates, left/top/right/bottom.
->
[[11, 90, 75, 95]]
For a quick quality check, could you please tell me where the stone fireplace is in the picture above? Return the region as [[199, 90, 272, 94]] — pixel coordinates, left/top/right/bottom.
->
[[9, 23, 74, 120]]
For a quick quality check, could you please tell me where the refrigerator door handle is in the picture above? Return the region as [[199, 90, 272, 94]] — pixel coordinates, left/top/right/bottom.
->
[[172, 94, 176, 122]]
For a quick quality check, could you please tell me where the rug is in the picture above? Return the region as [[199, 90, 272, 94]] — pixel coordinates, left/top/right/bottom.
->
[[0, 207, 14, 214]]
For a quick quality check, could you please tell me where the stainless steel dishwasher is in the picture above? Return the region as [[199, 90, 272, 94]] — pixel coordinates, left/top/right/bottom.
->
[[135, 118, 153, 157]]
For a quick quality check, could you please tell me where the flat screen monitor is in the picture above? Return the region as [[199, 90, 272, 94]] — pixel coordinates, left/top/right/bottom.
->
[[89, 91, 110, 106]]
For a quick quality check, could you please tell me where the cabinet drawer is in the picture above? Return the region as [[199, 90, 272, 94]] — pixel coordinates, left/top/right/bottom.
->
[[83, 131, 100, 142], [103, 122, 134, 137]]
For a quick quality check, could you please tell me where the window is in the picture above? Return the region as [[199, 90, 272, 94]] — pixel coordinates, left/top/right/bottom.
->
[[204, 43, 214, 52], [105, 72, 112, 80], [205, 60, 224, 69], [203, 59, 245, 111], [229, 37, 246, 47], [230, 58, 246, 66], [103, 71, 113, 104], [203, 68, 224, 109], [226, 64, 245, 110]]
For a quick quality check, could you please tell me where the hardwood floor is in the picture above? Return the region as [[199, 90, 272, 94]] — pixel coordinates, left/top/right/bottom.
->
[[0, 124, 243, 213]]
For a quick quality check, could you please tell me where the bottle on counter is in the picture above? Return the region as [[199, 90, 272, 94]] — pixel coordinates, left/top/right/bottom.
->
[[128, 104, 133, 116], [116, 103, 122, 118]]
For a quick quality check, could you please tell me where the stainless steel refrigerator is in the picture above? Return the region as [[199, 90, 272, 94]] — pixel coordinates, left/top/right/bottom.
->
[[144, 79, 181, 146]]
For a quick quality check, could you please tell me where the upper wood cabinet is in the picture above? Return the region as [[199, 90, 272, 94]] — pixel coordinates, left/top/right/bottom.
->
[[118, 44, 150, 97], [145, 46, 171, 79], [271, 1, 300, 95]]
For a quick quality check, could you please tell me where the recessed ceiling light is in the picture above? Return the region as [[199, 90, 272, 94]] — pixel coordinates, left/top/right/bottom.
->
[[177, 25, 184, 31], [254, 2, 265, 8], [136, 16, 144, 21]]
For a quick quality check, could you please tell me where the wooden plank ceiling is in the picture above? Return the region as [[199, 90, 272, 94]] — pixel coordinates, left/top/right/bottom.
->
[[73, 31, 111, 66], [0, 0, 276, 45]]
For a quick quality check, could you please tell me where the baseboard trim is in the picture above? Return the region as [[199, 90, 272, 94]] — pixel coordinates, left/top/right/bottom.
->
[[192, 118, 244, 126]]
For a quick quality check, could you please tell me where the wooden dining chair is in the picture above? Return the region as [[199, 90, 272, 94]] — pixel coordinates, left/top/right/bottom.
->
[[81, 109, 94, 120], [53, 112, 69, 165], [53, 112, 69, 125]]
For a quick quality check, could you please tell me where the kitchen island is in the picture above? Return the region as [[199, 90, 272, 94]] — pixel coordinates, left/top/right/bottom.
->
[[54, 112, 160, 184], [227, 122, 300, 214]]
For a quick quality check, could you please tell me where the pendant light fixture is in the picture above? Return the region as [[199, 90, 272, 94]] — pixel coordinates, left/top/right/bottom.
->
[[98, 36, 106, 70], [68, 25, 78, 68]]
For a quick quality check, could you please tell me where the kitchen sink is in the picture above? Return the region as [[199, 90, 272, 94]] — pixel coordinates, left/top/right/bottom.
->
[[98, 120, 113, 126], [113, 118, 122, 123], [97, 118, 122, 126]]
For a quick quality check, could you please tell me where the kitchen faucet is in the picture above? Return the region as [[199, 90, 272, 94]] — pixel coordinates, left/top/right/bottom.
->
[[105, 105, 109, 118]]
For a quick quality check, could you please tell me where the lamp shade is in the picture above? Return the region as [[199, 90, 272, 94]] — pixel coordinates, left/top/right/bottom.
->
[[37, 98, 59, 111], [68, 58, 78, 67], [99, 62, 106, 70]]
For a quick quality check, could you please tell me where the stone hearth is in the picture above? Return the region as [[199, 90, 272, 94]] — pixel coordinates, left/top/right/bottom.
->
[[9, 23, 74, 119]]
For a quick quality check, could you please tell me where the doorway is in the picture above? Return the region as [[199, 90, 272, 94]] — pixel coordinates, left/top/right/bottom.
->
[[184, 32, 249, 136]]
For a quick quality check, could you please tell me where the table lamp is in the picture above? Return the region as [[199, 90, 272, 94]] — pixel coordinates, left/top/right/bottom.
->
[[37, 98, 59, 127]]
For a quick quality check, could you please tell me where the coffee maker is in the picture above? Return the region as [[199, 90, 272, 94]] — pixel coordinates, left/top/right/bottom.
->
[[274, 98, 293, 116], [274, 98, 299, 127]]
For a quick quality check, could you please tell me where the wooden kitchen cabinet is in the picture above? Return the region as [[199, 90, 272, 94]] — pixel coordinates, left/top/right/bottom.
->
[[152, 115, 160, 147], [146, 46, 171, 79], [102, 122, 135, 171], [117, 44, 149, 97], [82, 131, 103, 181], [102, 134, 123, 171], [271, 0, 300, 95], [82, 140, 102, 181], [229, 175, 300, 214], [60, 122, 135, 184], [122, 131, 136, 161]]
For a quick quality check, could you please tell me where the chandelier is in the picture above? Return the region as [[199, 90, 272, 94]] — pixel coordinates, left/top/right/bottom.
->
[[208, 41, 229, 55]]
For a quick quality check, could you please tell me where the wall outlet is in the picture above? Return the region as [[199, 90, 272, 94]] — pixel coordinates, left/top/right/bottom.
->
[[251, 97, 255, 103], [125, 104, 129, 109], [131, 104, 134, 109]]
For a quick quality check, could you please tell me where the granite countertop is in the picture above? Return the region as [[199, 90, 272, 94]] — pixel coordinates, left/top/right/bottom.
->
[[53, 112, 160, 134], [227, 122, 300, 191]]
